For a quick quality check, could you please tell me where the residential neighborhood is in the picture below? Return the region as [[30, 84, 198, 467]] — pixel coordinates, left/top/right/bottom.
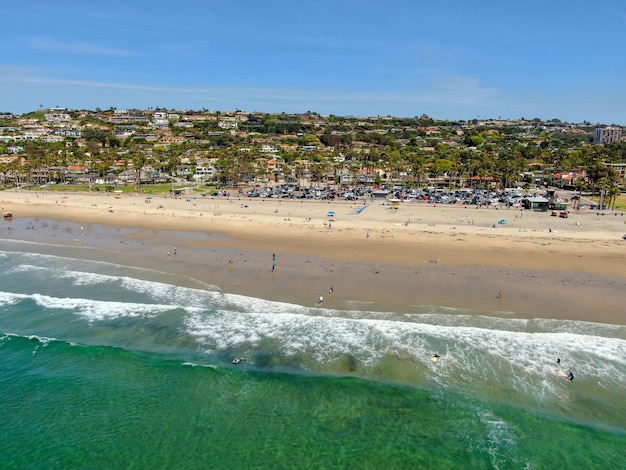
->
[[0, 107, 624, 206]]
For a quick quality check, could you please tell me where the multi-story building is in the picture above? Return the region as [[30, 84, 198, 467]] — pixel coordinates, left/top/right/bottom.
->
[[193, 166, 215, 182], [594, 126, 622, 144]]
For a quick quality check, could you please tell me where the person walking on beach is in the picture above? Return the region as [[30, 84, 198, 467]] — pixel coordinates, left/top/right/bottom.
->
[[329, 285, 334, 295], [319, 295, 324, 304]]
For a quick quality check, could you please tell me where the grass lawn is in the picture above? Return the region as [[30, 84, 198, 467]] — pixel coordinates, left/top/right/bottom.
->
[[30, 184, 216, 196], [587, 193, 626, 211]]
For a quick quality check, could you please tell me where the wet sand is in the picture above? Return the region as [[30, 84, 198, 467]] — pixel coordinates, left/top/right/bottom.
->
[[1, 190, 625, 324]]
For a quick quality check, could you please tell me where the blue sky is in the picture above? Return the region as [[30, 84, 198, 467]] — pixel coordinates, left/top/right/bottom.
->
[[1, 0, 625, 124]]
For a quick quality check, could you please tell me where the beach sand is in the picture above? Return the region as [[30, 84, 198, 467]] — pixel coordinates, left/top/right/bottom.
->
[[2, 189, 625, 323]]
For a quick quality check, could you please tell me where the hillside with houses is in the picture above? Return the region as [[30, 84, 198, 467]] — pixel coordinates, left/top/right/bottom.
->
[[0, 108, 624, 206]]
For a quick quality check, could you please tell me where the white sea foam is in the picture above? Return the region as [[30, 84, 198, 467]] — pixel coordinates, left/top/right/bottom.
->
[[184, 302, 626, 402], [0, 333, 82, 355], [473, 407, 524, 470], [117, 276, 220, 308], [0, 290, 202, 322], [528, 318, 626, 338], [29, 293, 182, 321], [182, 362, 218, 369], [406, 312, 530, 332], [1, 250, 219, 293], [60, 270, 118, 285], [7, 263, 48, 274], [0, 291, 24, 306], [0, 332, 60, 346], [25, 334, 59, 346], [52, 268, 221, 308]]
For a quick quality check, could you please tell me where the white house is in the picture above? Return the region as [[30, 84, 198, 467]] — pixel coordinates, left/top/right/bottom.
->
[[193, 166, 216, 182], [44, 113, 71, 122]]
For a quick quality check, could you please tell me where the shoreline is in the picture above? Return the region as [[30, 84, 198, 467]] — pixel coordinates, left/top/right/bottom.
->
[[2, 190, 625, 324]]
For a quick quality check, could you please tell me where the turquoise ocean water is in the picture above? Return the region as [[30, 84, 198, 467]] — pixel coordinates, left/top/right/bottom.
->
[[1, 245, 625, 469]]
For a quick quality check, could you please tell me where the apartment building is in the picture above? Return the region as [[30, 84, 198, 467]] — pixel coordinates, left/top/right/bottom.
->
[[594, 126, 622, 144]]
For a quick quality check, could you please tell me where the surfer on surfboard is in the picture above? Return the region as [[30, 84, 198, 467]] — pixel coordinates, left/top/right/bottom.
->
[[556, 357, 573, 380], [556, 368, 574, 380]]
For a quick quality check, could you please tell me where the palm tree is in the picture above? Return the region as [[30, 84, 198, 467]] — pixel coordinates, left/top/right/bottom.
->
[[607, 186, 621, 211], [573, 179, 588, 209], [132, 152, 147, 192], [410, 158, 427, 189], [294, 162, 304, 188], [349, 164, 360, 187], [597, 177, 609, 210], [280, 163, 292, 184], [313, 160, 331, 187], [0, 162, 10, 188], [330, 159, 344, 187]]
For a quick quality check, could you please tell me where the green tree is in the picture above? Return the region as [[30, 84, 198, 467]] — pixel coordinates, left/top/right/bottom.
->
[[607, 186, 621, 211], [573, 179, 588, 209], [132, 152, 147, 191]]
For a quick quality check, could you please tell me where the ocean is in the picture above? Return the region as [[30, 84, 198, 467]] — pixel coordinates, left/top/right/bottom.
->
[[1, 246, 625, 469]]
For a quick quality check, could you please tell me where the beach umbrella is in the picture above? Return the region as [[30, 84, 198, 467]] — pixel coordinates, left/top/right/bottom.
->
[[327, 211, 336, 216]]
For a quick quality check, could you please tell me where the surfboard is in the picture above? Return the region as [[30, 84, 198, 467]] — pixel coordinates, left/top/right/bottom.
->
[[431, 356, 440, 363], [556, 369, 568, 378]]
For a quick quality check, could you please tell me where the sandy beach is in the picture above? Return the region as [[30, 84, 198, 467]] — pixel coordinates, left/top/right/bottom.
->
[[2, 189, 625, 323]]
